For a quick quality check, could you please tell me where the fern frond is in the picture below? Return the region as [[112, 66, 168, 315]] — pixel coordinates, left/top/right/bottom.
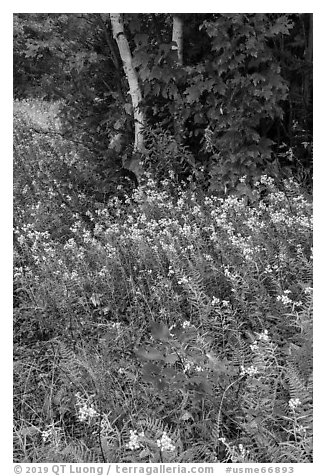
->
[[211, 421, 221, 442], [54, 340, 82, 384], [61, 441, 100, 463], [174, 262, 209, 320], [286, 363, 311, 405], [138, 416, 165, 439], [230, 333, 252, 368], [100, 435, 120, 462], [176, 443, 217, 462]]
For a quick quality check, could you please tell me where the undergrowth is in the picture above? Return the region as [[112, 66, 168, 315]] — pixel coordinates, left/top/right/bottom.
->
[[13, 99, 313, 463]]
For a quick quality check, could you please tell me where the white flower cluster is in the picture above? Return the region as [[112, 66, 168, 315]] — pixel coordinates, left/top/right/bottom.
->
[[77, 404, 98, 422], [157, 431, 175, 452], [257, 175, 275, 187], [277, 290, 302, 308], [289, 398, 302, 411], [126, 429, 144, 450], [257, 330, 269, 341], [182, 320, 191, 329], [277, 290, 292, 305], [250, 341, 259, 352], [211, 296, 220, 306], [183, 360, 192, 372], [177, 276, 189, 285], [240, 365, 258, 377], [183, 358, 204, 373], [75, 393, 98, 423], [304, 287, 313, 294], [41, 426, 53, 443], [211, 296, 230, 307], [238, 443, 249, 458], [109, 321, 122, 330], [167, 266, 175, 276], [41, 421, 62, 443], [250, 330, 270, 352]]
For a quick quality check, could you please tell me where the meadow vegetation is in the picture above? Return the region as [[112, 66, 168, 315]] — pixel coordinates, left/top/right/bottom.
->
[[14, 99, 312, 463]]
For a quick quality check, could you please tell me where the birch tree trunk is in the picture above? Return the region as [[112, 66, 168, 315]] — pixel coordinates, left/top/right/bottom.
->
[[110, 13, 145, 180], [172, 15, 183, 65], [172, 15, 184, 143]]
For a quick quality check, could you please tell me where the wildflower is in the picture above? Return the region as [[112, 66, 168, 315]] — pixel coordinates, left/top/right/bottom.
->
[[183, 360, 192, 373], [77, 404, 98, 422], [240, 365, 258, 377], [238, 443, 249, 458], [250, 341, 259, 352], [126, 430, 143, 450], [75, 393, 98, 422], [99, 266, 108, 278], [111, 322, 122, 330], [41, 422, 62, 444], [296, 425, 307, 436], [260, 175, 275, 186], [17, 235, 25, 245], [277, 293, 293, 306], [264, 264, 273, 274], [258, 330, 269, 341], [41, 429, 50, 442], [182, 320, 191, 329], [289, 398, 301, 410], [167, 266, 174, 276], [42, 424, 56, 443], [169, 323, 176, 333], [211, 296, 220, 306], [157, 431, 175, 452], [304, 287, 313, 294]]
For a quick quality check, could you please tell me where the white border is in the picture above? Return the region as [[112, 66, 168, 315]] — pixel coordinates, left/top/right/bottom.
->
[[3, 3, 324, 473]]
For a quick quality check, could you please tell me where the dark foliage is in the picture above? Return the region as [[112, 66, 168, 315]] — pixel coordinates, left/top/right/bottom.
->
[[14, 13, 312, 196]]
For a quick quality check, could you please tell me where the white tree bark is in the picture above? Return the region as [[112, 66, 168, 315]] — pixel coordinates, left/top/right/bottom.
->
[[172, 15, 183, 65], [110, 13, 145, 179], [172, 15, 184, 142]]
